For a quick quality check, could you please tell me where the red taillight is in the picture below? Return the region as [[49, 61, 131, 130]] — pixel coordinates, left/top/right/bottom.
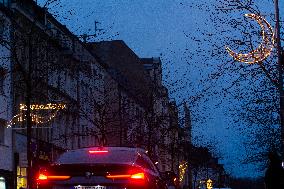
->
[[38, 174, 48, 180], [88, 150, 109, 154], [106, 172, 145, 180], [47, 176, 71, 180], [106, 174, 131, 179], [37, 173, 71, 181], [130, 173, 145, 179]]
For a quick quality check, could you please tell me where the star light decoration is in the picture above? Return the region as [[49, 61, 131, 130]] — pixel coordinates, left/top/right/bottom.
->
[[179, 161, 188, 182], [225, 13, 275, 64], [7, 103, 66, 128]]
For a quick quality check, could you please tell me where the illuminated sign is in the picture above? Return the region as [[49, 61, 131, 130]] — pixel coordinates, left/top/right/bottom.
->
[[19, 103, 66, 110], [7, 112, 58, 128], [6, 103, 66, 128]]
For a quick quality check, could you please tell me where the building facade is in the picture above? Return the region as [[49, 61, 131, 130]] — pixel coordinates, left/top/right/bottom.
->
[[0, 3, 13, 188], [0, 1, 182, 188], [88, 42, 180, 172], [0, 0, 108, 188]]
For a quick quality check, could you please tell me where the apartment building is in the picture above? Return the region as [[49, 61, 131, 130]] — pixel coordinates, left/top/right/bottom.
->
[[0, 1, 181, 188], [0, 0, 107, 188], [88, 41, 179, 172]]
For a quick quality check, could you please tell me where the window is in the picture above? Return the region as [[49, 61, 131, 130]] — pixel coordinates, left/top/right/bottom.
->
[[57, 71, 61, 89], [0, 18, 5, 35], [17, 167, 27, 189], [0, 67, 6, 95], [0, 0, 9, 7], [0, 119, 5, 144], [46, 20, 52, 29], [0, 75, 3, 94]]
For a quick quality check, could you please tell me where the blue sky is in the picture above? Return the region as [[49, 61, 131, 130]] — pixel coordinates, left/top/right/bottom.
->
[[38, 0, 284, 178]]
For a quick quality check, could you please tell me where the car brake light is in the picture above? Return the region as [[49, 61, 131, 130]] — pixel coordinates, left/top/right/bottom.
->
[[38, 174, 48, 180], [130, 173, 145, 179], [106, 174, 131, 179], [47, 176, 71, 180], [88, 150, 108, 154], [106, 172, 144, 180], [37, 174, 71, 181]]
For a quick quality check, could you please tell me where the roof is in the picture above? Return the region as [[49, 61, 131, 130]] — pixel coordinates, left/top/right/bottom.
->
[[55, 147, 146, 165], [140, 58, 161, 66]]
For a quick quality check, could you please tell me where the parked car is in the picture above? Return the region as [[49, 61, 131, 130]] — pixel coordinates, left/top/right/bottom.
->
[[36, 146, 167, 189]]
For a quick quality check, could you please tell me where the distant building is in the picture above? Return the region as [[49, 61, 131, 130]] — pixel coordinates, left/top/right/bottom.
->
[[189, 146, 229, 189], [88, 41, 179, 172], [87, 40, 152, 147], [141, 57, 177, 172], [183, 102, 192, 143]]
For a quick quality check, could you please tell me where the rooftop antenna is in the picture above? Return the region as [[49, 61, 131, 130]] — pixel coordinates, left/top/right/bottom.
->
[[79, 21, 103, 43]]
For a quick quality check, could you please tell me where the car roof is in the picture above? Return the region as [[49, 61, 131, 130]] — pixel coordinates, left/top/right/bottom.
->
[[54, 147, 146, 165]]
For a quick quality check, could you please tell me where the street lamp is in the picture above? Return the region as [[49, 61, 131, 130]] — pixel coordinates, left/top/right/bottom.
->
[[274, 0, 284, 157]]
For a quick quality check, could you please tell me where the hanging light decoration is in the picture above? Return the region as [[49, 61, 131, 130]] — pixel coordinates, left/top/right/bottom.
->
[[225, 13, 275, 64], [6, 103, 66, 128]]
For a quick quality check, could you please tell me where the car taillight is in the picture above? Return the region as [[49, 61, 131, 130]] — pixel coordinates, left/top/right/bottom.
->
[[106, 172, 145, 180], [37, 173, 71, 181], [106, 174, 130, 179], [130, 173, 145, 179], [38, 173, 48, 180]]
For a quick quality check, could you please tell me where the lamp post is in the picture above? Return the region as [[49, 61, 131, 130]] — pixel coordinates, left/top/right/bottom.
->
[[274, 0, 284, 157]]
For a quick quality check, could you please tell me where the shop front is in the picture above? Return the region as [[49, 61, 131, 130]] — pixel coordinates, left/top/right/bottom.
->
[[0, 169, 14, 189], [15, 133, 65, 189], [16, 139, 52, 189]]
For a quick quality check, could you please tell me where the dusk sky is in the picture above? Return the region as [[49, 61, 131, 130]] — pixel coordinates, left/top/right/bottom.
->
[[38, 0, 284, 178]]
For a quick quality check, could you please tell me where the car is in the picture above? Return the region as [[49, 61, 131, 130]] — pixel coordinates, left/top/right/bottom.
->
[[36, 146, 167, 189]]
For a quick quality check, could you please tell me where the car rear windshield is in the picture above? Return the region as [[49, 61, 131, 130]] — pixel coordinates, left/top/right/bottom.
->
[[55, 148, 137, 165]]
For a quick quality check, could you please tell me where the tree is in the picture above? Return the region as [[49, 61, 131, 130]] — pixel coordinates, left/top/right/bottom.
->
[[178, 0, 283, 176]]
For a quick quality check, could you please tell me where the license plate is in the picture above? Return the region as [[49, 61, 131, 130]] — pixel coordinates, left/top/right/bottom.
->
[[74, 185, 106, 189]]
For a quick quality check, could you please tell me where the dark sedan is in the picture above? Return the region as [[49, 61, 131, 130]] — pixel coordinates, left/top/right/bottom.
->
[[36, 147, 167, 189]]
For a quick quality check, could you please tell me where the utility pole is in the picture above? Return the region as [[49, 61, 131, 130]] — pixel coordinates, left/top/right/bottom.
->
[[274, 0, 284, 156], [26, 33, 33, 189], [184, 103, 192, 189]]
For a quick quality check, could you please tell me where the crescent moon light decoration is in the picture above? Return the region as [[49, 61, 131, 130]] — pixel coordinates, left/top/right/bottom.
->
[[225, 13, 275, 64]]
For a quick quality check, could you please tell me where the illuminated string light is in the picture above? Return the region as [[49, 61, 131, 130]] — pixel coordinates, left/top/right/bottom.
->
[[179, 161, 188, 182], [6, 111, 59, 128], [225, 13, 275, 64], [6, 103, 66, 128], [19, 103, 66, 110]]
